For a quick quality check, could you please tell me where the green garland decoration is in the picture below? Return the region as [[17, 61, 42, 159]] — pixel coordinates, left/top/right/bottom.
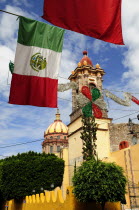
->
[[82, 102, 92, 117], [92, 88, 101, 102]]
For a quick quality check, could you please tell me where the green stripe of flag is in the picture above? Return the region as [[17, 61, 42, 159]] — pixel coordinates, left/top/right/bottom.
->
[[18, 16, 64, 52]]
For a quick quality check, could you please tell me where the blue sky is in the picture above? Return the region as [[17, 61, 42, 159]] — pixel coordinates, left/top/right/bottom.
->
[[0, 0, 139, 158]]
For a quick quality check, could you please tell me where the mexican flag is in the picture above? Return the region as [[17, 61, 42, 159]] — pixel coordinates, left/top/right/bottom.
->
[[9, 16, 64, 107]]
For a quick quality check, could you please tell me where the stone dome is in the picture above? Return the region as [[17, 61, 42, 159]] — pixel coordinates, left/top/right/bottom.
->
[[79, 51, 93, 66], [44, 109, 68, 135]]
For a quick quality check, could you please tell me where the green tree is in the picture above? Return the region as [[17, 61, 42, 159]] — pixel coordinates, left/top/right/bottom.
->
[[0, 160, 4, 208], [72, 159, 127, 210], [81, 115, 97, 160], [0, 151, 64, 200]]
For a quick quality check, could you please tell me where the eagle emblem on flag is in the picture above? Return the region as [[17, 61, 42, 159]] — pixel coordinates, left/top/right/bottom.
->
[[30, 53, 47, 72]]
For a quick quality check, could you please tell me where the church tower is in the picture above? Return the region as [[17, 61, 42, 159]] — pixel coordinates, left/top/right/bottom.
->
[[67, 51, 111, 184], [68, 51, 107, 122], [42, 109, 68, 155]]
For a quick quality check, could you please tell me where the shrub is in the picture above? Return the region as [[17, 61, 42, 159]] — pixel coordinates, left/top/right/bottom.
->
[[72, 159, 127, 209]]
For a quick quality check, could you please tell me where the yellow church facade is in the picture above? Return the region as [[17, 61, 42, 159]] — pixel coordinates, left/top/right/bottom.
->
[[42, 51, 139, 209]]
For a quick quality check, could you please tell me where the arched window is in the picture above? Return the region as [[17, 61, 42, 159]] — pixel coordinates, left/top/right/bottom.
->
[[57, 146, 60, 152], [89, 83, 96, 91], [50, 146, 53, 153], [76, 89, 79, 94], [119, 141, 129, 150]]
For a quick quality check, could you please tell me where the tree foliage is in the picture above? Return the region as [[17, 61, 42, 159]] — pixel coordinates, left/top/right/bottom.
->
[[0, 151, 64, 200], [72, 159, 127, 209], [81, 115, 97, 160]]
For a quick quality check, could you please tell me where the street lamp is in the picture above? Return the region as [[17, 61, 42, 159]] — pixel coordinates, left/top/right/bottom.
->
[[32, 189, 35, 194], [128, 118, 134, 134], [50, 183, 54, 189], [40, 187, 44, 191]]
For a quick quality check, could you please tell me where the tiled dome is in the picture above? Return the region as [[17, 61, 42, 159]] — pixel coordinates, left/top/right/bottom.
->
[[44, 109, 68, 135]]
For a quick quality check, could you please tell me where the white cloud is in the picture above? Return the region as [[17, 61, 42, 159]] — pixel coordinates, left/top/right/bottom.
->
[[121, 0, 139, 91], [91, 39, 107, 54], [12, 0, 32, 7], [0, 5, 37, 48], [0, 45, 14, 85]]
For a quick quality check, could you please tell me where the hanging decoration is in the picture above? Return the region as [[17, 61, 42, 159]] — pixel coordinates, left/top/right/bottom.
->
[[93, 97, 107, 111], [92, 88, 101, 102], [92, 103, 103, 118], [58, 82, 77, 92], [76, 92, 107, 111], [104, 90, 131, 106], [131, 96, 139, 105], [81, 86, 102, 118], [9, 61, 14, 74], [81, 86, 92, 101], [104, 89, 139, 106], [82, 102, 92, 117], [76, 93, 90, 108]]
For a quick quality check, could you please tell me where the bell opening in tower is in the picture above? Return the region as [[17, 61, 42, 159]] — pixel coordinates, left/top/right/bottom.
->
[[89, 83, 96, 91]]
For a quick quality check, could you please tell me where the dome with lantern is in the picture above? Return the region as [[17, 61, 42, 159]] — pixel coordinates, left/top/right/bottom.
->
[[44, 109, 68, 135], [42, 109, 68, 155]]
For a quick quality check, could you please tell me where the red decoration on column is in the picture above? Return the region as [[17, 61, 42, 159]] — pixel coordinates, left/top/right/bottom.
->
[[81, 86, 92, 101], [92, 104, 102, 118], [81, 85, 102, 118]]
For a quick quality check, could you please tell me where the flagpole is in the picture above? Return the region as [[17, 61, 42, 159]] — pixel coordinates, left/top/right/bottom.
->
[[0, 9, 20, 17]]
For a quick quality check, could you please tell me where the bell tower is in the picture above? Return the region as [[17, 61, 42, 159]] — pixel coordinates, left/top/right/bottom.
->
[[68, 51, 107, 122]]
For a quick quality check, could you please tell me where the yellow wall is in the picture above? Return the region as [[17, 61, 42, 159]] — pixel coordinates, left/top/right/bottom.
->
[[105, 144, 139, 209], [4, 187, 121, 210], [68, 116, 112, 184], [60, 148, 70, 198], [96, 118, 111, 160]]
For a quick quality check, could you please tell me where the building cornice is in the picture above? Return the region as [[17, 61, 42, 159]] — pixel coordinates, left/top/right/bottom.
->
[[68, 126, 109, 137]]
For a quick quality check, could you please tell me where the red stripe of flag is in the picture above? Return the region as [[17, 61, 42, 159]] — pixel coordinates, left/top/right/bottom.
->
[[9, 74, 58, 108]]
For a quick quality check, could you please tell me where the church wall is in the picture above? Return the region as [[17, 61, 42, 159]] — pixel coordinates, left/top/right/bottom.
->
[[105, 144, 139, 209], [68, 116, 112, 185], [109, 123, 139, 152], [68, 121, 83, 185]]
